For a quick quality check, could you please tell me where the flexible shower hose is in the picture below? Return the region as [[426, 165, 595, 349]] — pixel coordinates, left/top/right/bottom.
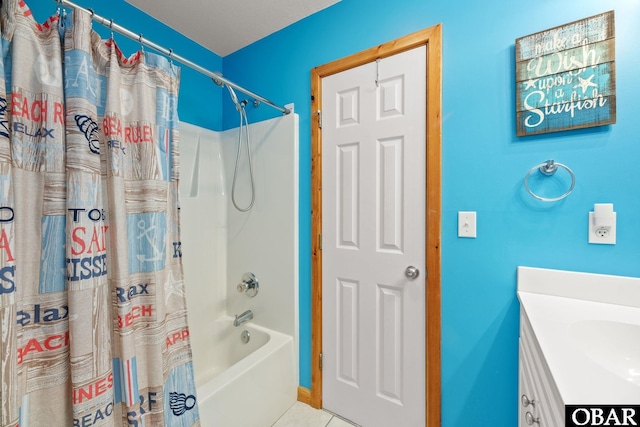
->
[[231, 100, 255, 212]]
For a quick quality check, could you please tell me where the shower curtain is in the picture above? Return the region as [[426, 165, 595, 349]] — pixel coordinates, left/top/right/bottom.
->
[[0, 1, 200, 425]]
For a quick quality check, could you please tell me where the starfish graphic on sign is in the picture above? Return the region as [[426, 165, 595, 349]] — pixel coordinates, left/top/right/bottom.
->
[[574, 74, 598, 95]]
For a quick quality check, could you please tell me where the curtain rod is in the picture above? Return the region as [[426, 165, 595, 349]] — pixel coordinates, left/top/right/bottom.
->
[[56, 0, 291, 115]]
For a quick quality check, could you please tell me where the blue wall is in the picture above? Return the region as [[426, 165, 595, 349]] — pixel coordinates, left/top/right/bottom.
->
[[23, 0, 640, 425], [223, 1, 640, 426]]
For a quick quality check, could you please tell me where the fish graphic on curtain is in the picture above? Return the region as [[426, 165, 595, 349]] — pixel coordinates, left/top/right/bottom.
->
[[0, 0, 200, 425]]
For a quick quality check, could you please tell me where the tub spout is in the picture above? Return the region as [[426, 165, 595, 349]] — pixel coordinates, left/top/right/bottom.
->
[[234, 309, 253, 327]]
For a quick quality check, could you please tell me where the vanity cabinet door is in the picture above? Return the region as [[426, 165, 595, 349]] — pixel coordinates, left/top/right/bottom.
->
[[519, 311, 565, 426], [519, 340, 540, 426]]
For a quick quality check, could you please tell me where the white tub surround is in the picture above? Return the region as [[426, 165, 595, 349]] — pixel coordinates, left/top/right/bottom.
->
[[517, 267, 640, 406], [180, 123, 228, 378], [222, 113, 299, 347], [179, 115, 299, 427]]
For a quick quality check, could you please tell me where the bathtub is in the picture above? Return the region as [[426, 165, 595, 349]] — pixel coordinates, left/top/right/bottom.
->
[[194, 316, 297, 427]]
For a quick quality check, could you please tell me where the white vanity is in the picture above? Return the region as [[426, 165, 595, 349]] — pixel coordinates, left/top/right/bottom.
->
[[517, 267, 640, 426]]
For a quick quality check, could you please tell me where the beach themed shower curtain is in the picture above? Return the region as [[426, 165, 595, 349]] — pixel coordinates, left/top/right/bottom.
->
[[0, 0, 200, 425]]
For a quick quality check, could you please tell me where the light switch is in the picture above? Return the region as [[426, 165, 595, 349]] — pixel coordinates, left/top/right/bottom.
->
[[458, 211, 477, 238]]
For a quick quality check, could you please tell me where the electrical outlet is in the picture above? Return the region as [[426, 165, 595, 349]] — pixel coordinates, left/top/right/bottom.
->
[[588, 212, 616, 244]]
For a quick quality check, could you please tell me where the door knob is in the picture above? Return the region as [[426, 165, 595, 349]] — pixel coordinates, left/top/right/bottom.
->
[[405, 266, 419, 280]]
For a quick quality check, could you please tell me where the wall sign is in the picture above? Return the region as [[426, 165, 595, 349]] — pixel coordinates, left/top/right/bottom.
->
[[516, 11, 616, 136]]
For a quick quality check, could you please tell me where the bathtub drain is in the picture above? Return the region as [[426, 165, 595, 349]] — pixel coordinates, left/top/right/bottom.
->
[[241, 330, 250, 344]]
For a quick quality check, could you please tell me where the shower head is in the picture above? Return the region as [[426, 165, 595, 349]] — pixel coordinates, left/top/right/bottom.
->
[[226, 85, 249, 111], [226, 84, 239, 105], [226, 84, 241, 110], [213, 73, 242, 110]]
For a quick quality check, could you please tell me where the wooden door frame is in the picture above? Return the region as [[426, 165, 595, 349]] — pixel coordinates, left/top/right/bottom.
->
[[310, 24, 442, 426]]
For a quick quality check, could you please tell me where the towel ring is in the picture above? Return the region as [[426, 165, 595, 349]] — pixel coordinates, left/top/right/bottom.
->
[[524, 160, 575, 202]]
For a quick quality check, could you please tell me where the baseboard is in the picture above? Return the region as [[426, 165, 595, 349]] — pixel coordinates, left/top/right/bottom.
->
[[297, 386, 312, 405]]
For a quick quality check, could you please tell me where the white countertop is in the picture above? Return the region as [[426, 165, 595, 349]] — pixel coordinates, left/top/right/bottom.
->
[[517, 267, 640, 405]]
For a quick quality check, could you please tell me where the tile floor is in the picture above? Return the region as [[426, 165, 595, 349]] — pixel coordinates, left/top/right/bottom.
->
[[272, 401, 360, 427]]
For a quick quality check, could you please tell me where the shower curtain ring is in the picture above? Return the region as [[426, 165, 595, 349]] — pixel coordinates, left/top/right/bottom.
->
[[109, 19, 114, 39], [168, 48, 176, 72], [56, 0, 66, 28], [138, 34, 145, 53]]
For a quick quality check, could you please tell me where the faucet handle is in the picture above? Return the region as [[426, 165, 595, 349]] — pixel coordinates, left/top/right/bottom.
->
[[237, 272, 259, 297]]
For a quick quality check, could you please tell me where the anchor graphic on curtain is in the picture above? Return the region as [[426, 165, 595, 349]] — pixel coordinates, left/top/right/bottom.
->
[[136, 219, 164, 262], [137, 218, 164, 263]]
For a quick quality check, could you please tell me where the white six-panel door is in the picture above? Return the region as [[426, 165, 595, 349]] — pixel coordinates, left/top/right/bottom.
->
[[321, 45, 427, 427]]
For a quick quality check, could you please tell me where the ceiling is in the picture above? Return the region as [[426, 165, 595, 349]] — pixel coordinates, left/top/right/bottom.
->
[[125, 0, 340, 57]]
